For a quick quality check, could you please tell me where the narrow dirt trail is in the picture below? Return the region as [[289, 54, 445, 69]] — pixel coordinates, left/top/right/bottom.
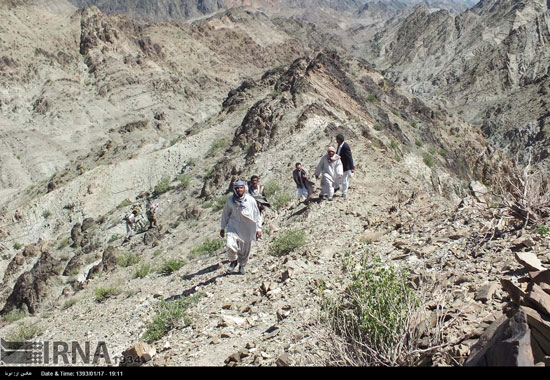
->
[[148, 148, 411, 366]]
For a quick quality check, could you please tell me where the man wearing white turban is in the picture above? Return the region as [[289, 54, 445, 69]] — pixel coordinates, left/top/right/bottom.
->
[[314, 146, 343, 201], [220, 180, 263, 275]]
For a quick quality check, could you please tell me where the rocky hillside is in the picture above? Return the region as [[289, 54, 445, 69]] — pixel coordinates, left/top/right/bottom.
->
[[0, 2, 310, 219], [66, 0, 478, 20], [2, 0, 550, 368], [67, 0, 227, 20], [360, 0, 550, 167]]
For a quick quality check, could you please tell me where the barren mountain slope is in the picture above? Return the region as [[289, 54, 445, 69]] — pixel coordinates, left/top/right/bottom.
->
[[360, 0, 550, 166], [2, 0, 550, 369], [2, 45, 531, 366], [0, 3, 310, 213]]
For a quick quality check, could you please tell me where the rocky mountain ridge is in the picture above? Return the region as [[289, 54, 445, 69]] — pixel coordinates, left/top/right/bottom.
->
[[360, 0, 550, 167], [66, 0, 477, 21], [1, 0, 550, 368]]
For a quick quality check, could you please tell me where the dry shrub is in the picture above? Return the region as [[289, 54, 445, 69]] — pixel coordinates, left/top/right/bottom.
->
[[493, 154, 550, 229]]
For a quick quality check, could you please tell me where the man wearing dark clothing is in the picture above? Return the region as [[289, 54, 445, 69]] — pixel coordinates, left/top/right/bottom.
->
[[292, 163, 315, 202], [247, 175, 270, 224], [336, 134, 355, 198]]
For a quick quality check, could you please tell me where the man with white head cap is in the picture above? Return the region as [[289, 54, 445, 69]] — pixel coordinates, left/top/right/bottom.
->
[[220, 180, 262, 275], [314, 146, 343, 201]]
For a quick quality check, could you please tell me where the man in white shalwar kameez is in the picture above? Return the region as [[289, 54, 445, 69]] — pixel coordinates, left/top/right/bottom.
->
[[314, 146, 343, 201], [220, 180, 262, 275]]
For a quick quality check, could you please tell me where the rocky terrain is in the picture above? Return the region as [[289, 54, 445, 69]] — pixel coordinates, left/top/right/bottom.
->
[[360, 0, 550, 167], [1, 0, 550, 368], [66, 0, 478, 21]]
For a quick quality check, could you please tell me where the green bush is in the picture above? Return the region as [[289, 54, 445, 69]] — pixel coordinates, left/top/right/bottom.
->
[[57, 238, 71, 249], [133, 263, 153, 279], [116, 253, 141, 267], [269, 230, 307, 257], [158, 258, 186, 275], [13, 242, 22, 250], [208, 138, 228, 155], [366, 95, 377, 103], [62, 298, 78, 310], [154, 177, 173, 195], [415, 140, 423, 147], [95, 287, 120, 303], [191, 238, 224, 257], [204, 194, 230, 212], [264, 181, 281, 198], [117, 199, 132, 209], [536, 225, 549, 236], [204, 167, 215, 179], [271, 191, 292, 211], [323, 254, 419, 365], [264, 181, 291, 211], [2, 310, 26, 323], [177, 174, 191, 190], [43, 210, 52, 219], [143, 294, 202, 343], [423, 153, 435, 168], [6, 322, 42, 343]]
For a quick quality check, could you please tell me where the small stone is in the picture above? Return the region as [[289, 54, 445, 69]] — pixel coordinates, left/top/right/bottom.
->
[[225, 352, 241, 364], [475, 282, 498, 303], [220, 314, 246, 327], [14, 254, 24, 266], [276, 353, 291, 367], [532, 270, 550, 286], [239, 349, 250, 358], [527, 284, 550, 316], [277, 309, 290, 321], [267, 288, 282, 298], [120, 343, 156, 367], [455, 276, 471, 285], [281, 269, 292, 282], [449, 231, 468, 240], [240, 305, 252, 313], [470, 181, 489, 203], [393, 240, 408, 248], [515, 251, 545, 272]]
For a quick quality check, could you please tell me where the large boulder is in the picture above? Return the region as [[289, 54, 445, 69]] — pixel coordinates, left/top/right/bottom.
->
[[86, 246, 118, 280], [465, 310, 534, 366], [1, 252, 62, 315]]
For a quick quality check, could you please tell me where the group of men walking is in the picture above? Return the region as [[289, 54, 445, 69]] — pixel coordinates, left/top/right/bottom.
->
[[220, 133, 355, 275], [293, 134, 355, 201], [123, 194, 159, 243], [121, 133, 355, 275]]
